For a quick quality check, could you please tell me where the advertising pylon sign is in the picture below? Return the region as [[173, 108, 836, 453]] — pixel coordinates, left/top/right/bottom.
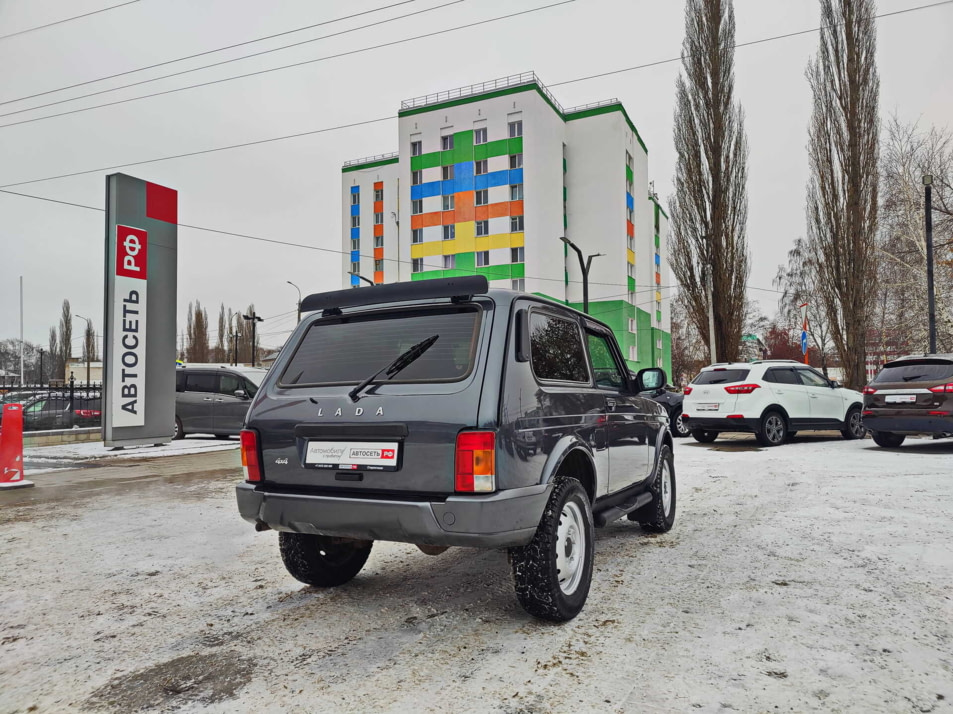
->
[[0, 403, 33, 490]]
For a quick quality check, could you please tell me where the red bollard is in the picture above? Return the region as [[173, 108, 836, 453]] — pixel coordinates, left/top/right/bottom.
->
[[0, 403, 33, 490]]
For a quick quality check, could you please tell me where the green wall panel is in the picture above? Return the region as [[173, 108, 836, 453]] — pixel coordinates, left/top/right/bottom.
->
[[627, 276, 636, 292], [411, 152, 441, 171], [508, 136, 523, 155], [455, 252, 475, 271]]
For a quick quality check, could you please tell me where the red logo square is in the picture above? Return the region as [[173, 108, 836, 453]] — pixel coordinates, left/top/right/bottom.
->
[[116, 225, 148, 280]]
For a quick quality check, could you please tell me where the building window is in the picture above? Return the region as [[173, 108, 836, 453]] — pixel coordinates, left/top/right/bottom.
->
[[512, 278, 525, 291], [442, 165, 454, 180], [374, 258, 384, 272], [475, 159, 488, 176], [412, 199, 422, 215], [442, 195, 455, 211], [350, 192, 359, 205], [510, 215, 524, 232], [476, 251, 490, 267], [374, 235, 384, 248], [476, 220, 489, 236], [510, 184, 523, 200], [443, 254, 455, 269], [629, 345, 638, 361], [627, 263, 634, 277], [628, 235, 634, 251], [441, 135, 454, 151], [474, 127, 487, 145], [628, 291, 635, 304], [412, 228, 423, 243], [626, 151, 633, 169], [511, 247, 524, 263], [350, 215, 360, 228], [351, 238, 359, 250], [412, 258, 423, 272], [508, 120, 523, 138], [412, 170, 422, 185], [374, 212, 383, 225], [443, 224, 455, 241], [351, 261, 360, 274], [411, 140, 422, 156], [509, 153, 523, 169], [374, 188, 383, 201], [628, 318, 636, 333], [475, 189, 488, 206], [627, 207, 634, 222]]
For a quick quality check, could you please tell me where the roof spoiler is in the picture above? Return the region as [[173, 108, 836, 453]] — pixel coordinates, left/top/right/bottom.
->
[[300, 275, 490, 315]]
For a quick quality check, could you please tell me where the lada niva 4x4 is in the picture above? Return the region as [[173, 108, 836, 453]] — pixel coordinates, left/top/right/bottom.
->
[[236, 276, 676, 621]]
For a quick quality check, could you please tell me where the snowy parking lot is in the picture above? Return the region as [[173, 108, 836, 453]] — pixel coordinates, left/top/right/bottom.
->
[[1, 434, 951, 713]]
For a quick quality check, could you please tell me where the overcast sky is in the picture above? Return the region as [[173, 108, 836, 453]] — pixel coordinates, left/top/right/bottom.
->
[[1, 0, 951, 355]]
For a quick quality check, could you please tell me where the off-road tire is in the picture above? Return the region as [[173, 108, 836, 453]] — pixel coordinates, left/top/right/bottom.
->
[[671, 409, 691, 438], [841, 407, 866, 440], [509, 477, 594, 623], [691, 429, 718, 443], [628, 445, 676, 532], [172, 416, 184, 440], [279, 533, 373, 587], [871, 431, 905, 448], [756, 411, 787, 447]]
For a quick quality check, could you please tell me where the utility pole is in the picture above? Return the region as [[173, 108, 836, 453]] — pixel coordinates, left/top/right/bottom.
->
[[924, 174, 937, 353], [559, 237, 603, 314], [75, 314, 93, 386], [38, 348, 44, 384], [287, 281, 302, 322], [19, 276, 24, 387], [242, 312, 263, 367]]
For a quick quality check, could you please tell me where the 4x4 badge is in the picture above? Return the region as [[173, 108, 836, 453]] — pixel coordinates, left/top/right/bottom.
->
[[315, 407, 384, 417]]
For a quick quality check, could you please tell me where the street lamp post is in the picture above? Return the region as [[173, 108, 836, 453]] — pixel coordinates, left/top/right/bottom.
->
[[348, 271, 376, 287], [559, 237, 603, 314], [923, 174, 937, 353], [38, 348, 44, 385], [287, 281, 302, 322], [74, 314, 92, 386], [242, 312, 263, 367]]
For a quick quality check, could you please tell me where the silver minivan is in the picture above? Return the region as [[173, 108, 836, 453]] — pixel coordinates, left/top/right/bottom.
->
[[174, 365, 268, 439]]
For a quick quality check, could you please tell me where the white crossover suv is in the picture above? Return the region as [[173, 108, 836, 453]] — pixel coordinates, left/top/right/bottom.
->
[[681, 360, 866, 446]]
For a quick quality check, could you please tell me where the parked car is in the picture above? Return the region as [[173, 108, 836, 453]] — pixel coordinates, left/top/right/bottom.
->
[[236, 276, 676, 622], [862, 354, 953, 447], [682, 360, 866, 446], [19, 393, 101, 431], [174, 365, 268, 439], [640, 381, 690, 438]]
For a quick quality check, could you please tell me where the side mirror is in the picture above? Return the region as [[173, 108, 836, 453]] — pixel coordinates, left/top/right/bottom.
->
[[234, 389, 248, 399], [635, 367, 666, 392], [830, 380, 841, 389]]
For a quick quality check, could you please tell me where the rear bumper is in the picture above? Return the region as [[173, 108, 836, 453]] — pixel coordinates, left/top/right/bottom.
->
[[235, 481, 552, 548], [682, 416, 760, 433], [863, 414, 953, 436]]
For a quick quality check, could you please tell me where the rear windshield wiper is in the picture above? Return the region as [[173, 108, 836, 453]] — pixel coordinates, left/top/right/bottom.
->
[[348, 334, 439, 402]]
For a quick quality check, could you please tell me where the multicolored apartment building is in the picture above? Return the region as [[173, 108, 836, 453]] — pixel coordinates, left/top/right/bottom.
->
[[341, 73, 670, 373]]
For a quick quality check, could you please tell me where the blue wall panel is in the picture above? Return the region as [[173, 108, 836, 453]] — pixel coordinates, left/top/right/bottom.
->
[[351, 249, 360, 262], [411, 181, 442, 200], [350, 185, 360, 194], [350, 227, 360, 240], [508, 168, 523, 185], [350, 273, 360, 286], [626, 192, 634, 210], [350, 204, 360, 216]]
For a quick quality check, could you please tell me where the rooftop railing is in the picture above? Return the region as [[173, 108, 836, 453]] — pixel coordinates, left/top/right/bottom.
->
[[399, 71, 564, 113], [564, 97, 622, 114], [342, 151, 399, 168]]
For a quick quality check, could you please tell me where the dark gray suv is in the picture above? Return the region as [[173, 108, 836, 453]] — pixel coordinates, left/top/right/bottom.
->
[[235, 277, 676, 621], [174, 366, 267, 439]]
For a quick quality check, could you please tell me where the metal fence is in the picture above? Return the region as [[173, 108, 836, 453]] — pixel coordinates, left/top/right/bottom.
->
[[0, 379, 103, 433]]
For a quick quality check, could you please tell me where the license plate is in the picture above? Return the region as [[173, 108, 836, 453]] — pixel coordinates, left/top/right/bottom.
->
[[305, 441, 400, 471], [885, 395, 916, 404], [696, 403, 720, 412]]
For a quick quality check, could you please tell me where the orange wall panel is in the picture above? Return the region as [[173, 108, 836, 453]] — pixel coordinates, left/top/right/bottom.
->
[[373, 200, 383, 213], [373, 224, 384, 237], [626, 220, 634, 238], [442, 210, 456, 225], [374, 270, 384, 283], [474, 205, 489, 221], [373, 181, 383, 190], [509, 200, 524, 216], [410, 212, 442, 229], [488, 202, 510, 219], [454, 191, 474, 222], [374, 247, 384, 260]]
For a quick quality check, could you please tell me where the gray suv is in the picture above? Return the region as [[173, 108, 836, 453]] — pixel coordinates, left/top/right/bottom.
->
[[235, 277, 676, 621], [174, 365, 267, 439]]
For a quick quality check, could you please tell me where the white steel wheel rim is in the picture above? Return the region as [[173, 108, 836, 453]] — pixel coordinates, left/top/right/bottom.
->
[[660, 461, 673, 517], [765, 415, 784, 443], [555, 501, 586, 596], [173, 420, 179, 438]]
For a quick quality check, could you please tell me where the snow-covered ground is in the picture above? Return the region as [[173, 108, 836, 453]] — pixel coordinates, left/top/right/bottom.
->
[[1, 434, 951, 713], [22, 436, 239, 474]]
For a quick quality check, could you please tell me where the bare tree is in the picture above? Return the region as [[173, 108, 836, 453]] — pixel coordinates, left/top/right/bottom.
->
[[58, 299, 72, 377], [47, 326, 60, 381], [806, 0, 880, 389], [185, 301, 210, 363], [82, 319, 98, 364], [669, 0, 750, 364], [669, 292, 707, 386], [214, 303, 227, 362]]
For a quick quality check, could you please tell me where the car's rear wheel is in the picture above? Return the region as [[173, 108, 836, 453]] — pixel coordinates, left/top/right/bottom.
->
[[671, 409, 691, 438], [509, 477, 594, 622], [279, 533, 373, 587], [841, 407, 866, 440], [871, 431, 905, 448], [172, 416, 184, 440], [756, 411, 787, 447], [691, 429, 718, 443], [628, 445, 676, 532]]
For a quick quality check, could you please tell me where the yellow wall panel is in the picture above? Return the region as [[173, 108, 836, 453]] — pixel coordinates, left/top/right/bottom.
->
[[411, 241, 445, 258], [627, 249, 635, 264]]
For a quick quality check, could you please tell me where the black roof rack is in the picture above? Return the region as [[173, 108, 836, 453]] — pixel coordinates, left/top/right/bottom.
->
[[300, 276, 489, 315]]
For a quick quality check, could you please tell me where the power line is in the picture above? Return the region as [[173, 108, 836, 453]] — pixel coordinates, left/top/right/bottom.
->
[[0, 0, 573, 130], [2, 0, 948, 189], [0, 1, 140, 42], [0, 0, 421, 106], [0, 0, 467, 120]]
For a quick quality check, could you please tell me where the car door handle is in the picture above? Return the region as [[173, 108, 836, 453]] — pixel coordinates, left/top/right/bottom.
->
[[203, 397, 213, 401], [606, 398, 617, 409], [213, 398, 225, 402], [809, 395, 818, 399]]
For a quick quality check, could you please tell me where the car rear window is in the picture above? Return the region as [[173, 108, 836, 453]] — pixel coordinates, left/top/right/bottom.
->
[[279, 306, 481, 386], [693, 369, 750, 385], [872, 360, 953, 384]]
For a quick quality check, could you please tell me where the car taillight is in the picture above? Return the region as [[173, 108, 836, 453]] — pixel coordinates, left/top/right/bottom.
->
[[863, 410, 874, 417], [455, 431, 495, 493], [928, 383, 953, 394], [74, 409, 101, 417], [724, 383, 761, 395], [862, 385, 877, 395], [240, 429, 262, 482], [683, 386, 693, 396]]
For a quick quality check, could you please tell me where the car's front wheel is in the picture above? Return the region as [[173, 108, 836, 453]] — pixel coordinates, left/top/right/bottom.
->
[[172, 416, 184, 440], [628, 445, 676, 532], [756, 411, 787, 447], [841, 407, 867, 440], [690, 429, 718, 443], [279, 533, 373, 587], [670, 409, 691, 438], [509, 477, 594, 622], [871, 431, 905, 448]]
